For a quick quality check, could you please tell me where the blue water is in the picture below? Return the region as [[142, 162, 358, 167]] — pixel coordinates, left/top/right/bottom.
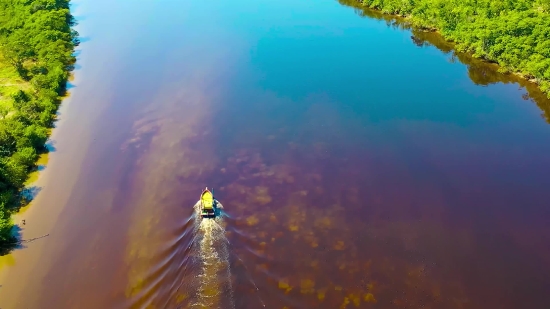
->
[[2, 0, 550, 308]]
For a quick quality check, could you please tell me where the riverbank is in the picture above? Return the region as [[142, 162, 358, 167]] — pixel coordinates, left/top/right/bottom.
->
[[341, 0, 550, 99], [0, 0, 78, 248]]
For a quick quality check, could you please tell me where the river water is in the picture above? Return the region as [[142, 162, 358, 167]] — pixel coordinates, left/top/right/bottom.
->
[[1, 0, 550, 308]]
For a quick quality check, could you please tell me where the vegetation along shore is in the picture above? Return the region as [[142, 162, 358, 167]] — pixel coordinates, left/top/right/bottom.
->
[[0, 0, 548, 250], [343, 0, 550, 98], [0, 0, 78, 248]]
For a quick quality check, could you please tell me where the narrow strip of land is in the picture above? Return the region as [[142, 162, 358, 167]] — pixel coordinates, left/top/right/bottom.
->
[[0, 0, 78, 247]]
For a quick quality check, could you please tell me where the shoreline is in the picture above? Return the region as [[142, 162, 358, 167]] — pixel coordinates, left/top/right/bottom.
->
[[340, 0, 550, 100], [0, 0, 78, 249]]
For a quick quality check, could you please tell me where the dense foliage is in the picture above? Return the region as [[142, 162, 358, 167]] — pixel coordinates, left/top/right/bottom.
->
[[0, 0, 78, 245], [351, 0, 550, 97]]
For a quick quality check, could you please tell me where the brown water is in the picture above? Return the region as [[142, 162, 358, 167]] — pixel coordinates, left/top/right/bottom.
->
[[1, 0, 550, 308]]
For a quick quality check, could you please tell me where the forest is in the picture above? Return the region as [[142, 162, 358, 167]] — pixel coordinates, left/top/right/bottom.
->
[[0, 0, 78, 246], [348, 0, 550, 97]]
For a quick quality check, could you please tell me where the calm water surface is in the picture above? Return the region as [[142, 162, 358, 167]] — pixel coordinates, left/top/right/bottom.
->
[[1, 0, 550, 308]]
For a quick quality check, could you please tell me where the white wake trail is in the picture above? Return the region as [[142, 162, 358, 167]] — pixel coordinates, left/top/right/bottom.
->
[[190, 202, 235, 309]]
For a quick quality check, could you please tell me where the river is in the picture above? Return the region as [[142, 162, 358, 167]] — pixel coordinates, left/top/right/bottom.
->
[[1, 0, 550, 308]]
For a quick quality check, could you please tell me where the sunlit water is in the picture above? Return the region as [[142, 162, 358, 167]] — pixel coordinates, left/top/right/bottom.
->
[[189, 202, 234, 309], [1, 0, 550, 308]]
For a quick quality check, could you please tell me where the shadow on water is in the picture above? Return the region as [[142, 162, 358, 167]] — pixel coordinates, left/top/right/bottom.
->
[[337, 0, 550, 123], [408, 31, 550, 121], [19, 186, 42, 206], [45, 140, 57, 152], [0, 224, 49, 256], [0, 184, 46, 256], [1, 151, 50, 255], [65, 82, 76, 91], [76, 36, 91, 44], [0, 226, 21, 256]]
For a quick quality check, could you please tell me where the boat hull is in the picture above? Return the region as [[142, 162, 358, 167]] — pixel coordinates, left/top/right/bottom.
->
[[200, 188, 216, 218]]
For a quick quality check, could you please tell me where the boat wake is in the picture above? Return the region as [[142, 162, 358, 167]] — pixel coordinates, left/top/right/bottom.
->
[[187, 202, 234, 309]]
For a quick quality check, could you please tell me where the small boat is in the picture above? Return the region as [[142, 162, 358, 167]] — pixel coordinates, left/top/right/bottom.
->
[[200, 187, 216, 218]]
